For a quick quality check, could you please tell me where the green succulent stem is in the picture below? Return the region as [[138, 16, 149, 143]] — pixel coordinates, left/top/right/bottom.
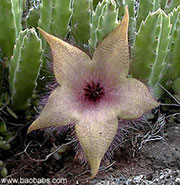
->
[[9, 28, 43, 111], [131, 9, 171, 98], [0, 0, 23, 57]]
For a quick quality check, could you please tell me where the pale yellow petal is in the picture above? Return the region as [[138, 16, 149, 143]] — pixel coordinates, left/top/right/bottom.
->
[[92, 6, 129, 80], [38, 27, 91, 85], [114, 78, 160, 119], [75, 113, 118, 178], [27, 86, 75, 134]]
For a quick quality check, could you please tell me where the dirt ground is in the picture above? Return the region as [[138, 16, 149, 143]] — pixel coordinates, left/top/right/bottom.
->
[[1, 111, 180, 185]]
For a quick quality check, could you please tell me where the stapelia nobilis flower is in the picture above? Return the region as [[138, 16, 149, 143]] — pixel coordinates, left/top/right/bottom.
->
[[27, 7, 159, 178]]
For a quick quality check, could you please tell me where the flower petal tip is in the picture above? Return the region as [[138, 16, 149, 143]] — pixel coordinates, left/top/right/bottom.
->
[[27, 124, 34, 134], [149, 95, 160, 109], [88, 159, 101, 179], [27, 120, 40, 134], [37, 27, 57, 45], [155, 101, 160, 107], [37, 27, 49, 39], [153, 102, 160, 111], [122, 5, 129, 27], [125, 5, 129, 17]]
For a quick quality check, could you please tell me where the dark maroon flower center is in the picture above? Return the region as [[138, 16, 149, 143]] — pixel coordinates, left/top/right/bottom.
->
[[83, 81, 105, 102]]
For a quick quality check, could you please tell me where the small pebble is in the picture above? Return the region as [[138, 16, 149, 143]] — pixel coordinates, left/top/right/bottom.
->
[[175, 178, 180, 184], [172, 171, 178, 177], [146, 173, 153, 180], [92, 168, 180, 185]]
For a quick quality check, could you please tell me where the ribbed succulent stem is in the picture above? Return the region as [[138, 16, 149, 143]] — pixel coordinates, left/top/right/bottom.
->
[[9, 28, 43, 111], [96, 0, 119, 42], [89, 0, 118, 52], [165, 0, 180, 13], [89, 0, 106, 50], [136, 0, 164, 31], [71, 0, 93, 48], [160, 6, 180, 94], [38, 0, 71, 39], [0, 0, 23, 57], [26, 7, 40, 28], [131, 9, 171, 98], [159, 0, 168, 10]]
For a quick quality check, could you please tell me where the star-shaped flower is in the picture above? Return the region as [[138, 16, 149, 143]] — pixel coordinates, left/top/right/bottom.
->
[[28, 7, 159, 178]]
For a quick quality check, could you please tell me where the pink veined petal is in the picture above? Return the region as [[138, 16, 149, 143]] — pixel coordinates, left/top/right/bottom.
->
[[113, 78, 160, 120], [75, 111, 118, 178], [92, 6, 129, 81], [27, 86, 76, 134]]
